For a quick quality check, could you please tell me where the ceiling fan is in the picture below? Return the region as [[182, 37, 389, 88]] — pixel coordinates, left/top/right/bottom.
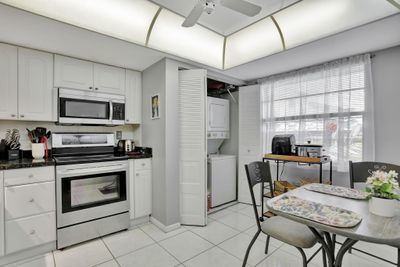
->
[[182, 0, 262, 27]]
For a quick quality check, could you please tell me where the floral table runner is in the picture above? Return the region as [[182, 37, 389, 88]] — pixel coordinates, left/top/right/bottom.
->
[[271, 196, 362, 228], [305, 183, 370, 200]]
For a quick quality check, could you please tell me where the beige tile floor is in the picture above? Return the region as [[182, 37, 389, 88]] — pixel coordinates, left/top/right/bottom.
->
[[6, 203, 398, 267]]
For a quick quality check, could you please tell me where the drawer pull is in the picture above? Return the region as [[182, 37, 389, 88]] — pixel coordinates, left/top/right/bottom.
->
[[29, 198, 35, 203], [30, 230, 36, 235]]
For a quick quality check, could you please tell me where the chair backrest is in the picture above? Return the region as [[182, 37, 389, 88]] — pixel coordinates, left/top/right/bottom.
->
[[349, 161, 400, 188], [244, 161, 274, 228]]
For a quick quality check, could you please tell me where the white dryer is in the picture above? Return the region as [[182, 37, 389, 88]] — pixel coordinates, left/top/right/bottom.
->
[[207, 154, 236, 208]]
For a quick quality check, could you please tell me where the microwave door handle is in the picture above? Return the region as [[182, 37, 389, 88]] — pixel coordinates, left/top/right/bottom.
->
[[109, 101, 113, 122]]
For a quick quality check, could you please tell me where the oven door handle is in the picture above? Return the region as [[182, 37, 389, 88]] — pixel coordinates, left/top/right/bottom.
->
[[58, 164, 127, 176]]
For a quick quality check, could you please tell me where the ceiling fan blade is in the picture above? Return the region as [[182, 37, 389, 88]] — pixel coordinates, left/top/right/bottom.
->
[[220, 0, 261, 17], [182, 2, 205, 27]]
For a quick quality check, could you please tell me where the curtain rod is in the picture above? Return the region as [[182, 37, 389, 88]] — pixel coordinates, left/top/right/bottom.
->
[[256, 53, 376, 84]]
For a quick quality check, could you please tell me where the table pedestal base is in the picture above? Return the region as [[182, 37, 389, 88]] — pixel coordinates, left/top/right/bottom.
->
[[309, 227, 358, 267]]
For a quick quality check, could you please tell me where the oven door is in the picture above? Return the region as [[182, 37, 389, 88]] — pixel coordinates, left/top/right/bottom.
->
[[56, 160, 129, 228]]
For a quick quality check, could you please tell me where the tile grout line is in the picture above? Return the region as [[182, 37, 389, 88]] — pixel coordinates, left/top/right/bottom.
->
[[139, 224, 185, 265], [99, 237, 122, 267]]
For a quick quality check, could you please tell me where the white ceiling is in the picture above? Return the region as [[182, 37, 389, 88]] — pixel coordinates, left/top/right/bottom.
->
[[1, 0, 398, 70], [0, 3, 399, 84], [150, 0, 298, 35]]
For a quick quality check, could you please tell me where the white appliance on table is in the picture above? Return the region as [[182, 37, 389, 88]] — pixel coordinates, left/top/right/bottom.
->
[[208, 154, 236, 207]]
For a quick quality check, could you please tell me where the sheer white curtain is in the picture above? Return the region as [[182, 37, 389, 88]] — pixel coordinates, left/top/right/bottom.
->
[[259, 54, 375, 172]]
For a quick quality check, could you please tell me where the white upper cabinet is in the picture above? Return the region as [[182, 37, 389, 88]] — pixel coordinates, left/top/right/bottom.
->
[[55, 55, 125, 95], [125, 70, 142, 124], [54, 55, 93, 91], [18, 48, 54, 121], [0, 43, 18, 120], [94, 64, 125, 95]]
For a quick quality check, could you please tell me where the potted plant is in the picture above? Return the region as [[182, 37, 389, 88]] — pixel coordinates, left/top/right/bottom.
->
[[366, 170, 400, 217]]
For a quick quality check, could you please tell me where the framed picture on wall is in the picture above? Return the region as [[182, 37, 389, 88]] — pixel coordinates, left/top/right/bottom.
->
[[151, 94, 160, 120]]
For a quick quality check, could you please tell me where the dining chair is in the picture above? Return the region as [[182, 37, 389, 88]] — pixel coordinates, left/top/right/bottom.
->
[[243, 161, 327, 267], [349, 161, 400, 266]]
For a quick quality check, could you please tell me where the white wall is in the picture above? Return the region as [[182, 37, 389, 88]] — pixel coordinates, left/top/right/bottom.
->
[[372, 45, 400, 164], [0, 121, 140, 150], [263, 45, 400, 187], [142, 59, 168, 225]]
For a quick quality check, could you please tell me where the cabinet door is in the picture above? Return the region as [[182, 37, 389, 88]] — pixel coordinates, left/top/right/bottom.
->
[[18, 48, 54, 121], [54, 55, 93, 90], [93, 63, 125, 95], [125, 70, 142, 124], [134, 170, 152, 218], [238, 85, 262, 204], [0, 43, 18, 120]]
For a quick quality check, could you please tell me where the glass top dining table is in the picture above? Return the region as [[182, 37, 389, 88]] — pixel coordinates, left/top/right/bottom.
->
[[266, 186, 400, 267]]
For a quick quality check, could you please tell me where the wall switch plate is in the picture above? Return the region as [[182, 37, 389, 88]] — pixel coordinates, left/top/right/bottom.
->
[[116, 131, 122, 140]]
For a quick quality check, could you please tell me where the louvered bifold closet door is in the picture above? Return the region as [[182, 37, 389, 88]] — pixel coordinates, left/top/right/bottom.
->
[[238, 85, 262, 204], [179, 69, 207, 226]]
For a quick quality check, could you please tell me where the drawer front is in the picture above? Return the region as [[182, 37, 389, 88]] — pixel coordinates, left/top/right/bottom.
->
[[5, 182, 55, 220], [134, 159, 151, 171], [6, 212, 56, 254], [4, 166, 55, 186]]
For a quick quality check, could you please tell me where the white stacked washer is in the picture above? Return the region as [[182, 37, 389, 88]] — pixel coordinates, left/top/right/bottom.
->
[[207, 97, 236, 207], [208, 154, 236, 207]]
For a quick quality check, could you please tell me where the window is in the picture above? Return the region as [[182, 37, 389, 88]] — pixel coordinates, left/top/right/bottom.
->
[[260, 54, 375, 172]]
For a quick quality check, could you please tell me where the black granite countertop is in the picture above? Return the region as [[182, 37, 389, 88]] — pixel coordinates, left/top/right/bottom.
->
[[0, 158, 55, 170], [125, 153, 152, 159]]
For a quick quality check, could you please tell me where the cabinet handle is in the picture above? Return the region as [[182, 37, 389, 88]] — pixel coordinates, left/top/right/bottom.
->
[[20, 114, 25, 118], [126, 119, 129, 122], [29, 198, 35, 203], [10, 114, 16, 118], [30, 230, 36, 235]]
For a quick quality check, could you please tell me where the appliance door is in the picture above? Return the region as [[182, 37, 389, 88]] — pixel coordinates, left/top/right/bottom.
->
[[59, 97, 111, 125], [56, 160, 129, 228], [208, 97, 229, 132]]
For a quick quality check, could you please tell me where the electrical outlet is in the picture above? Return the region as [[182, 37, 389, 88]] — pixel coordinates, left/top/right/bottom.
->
[[116, 131, 122, 140]]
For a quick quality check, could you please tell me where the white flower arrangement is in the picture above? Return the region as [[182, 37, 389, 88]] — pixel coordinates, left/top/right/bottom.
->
[[365, 170, 400, 200]]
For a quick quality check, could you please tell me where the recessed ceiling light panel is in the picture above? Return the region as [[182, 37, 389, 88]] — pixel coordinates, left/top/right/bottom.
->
[[224, 17, 283, 69], [148, 9, 224, 69], [274, 0, 399, 49], [0, 0, 159, 46]]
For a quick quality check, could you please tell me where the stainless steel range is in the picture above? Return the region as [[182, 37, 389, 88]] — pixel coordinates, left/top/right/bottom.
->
[[52, 133, 130, 249]]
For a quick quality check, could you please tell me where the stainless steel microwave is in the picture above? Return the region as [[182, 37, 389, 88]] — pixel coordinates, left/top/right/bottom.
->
[[58, 88, 125, 125]]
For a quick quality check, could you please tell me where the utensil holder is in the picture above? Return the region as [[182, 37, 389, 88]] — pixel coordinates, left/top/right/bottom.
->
[[32, 143, 45, 159]]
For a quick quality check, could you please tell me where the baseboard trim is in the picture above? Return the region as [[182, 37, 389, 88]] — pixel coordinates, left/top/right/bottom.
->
[[130, 216, 150, 228], [0, 242, 56, 266], [150, 217, 180, 233]]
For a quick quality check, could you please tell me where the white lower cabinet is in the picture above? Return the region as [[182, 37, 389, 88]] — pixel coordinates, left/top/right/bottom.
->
[[129, 159, 152, 220], [5, 212, 56, 254], [3, 167, 56, 255]]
